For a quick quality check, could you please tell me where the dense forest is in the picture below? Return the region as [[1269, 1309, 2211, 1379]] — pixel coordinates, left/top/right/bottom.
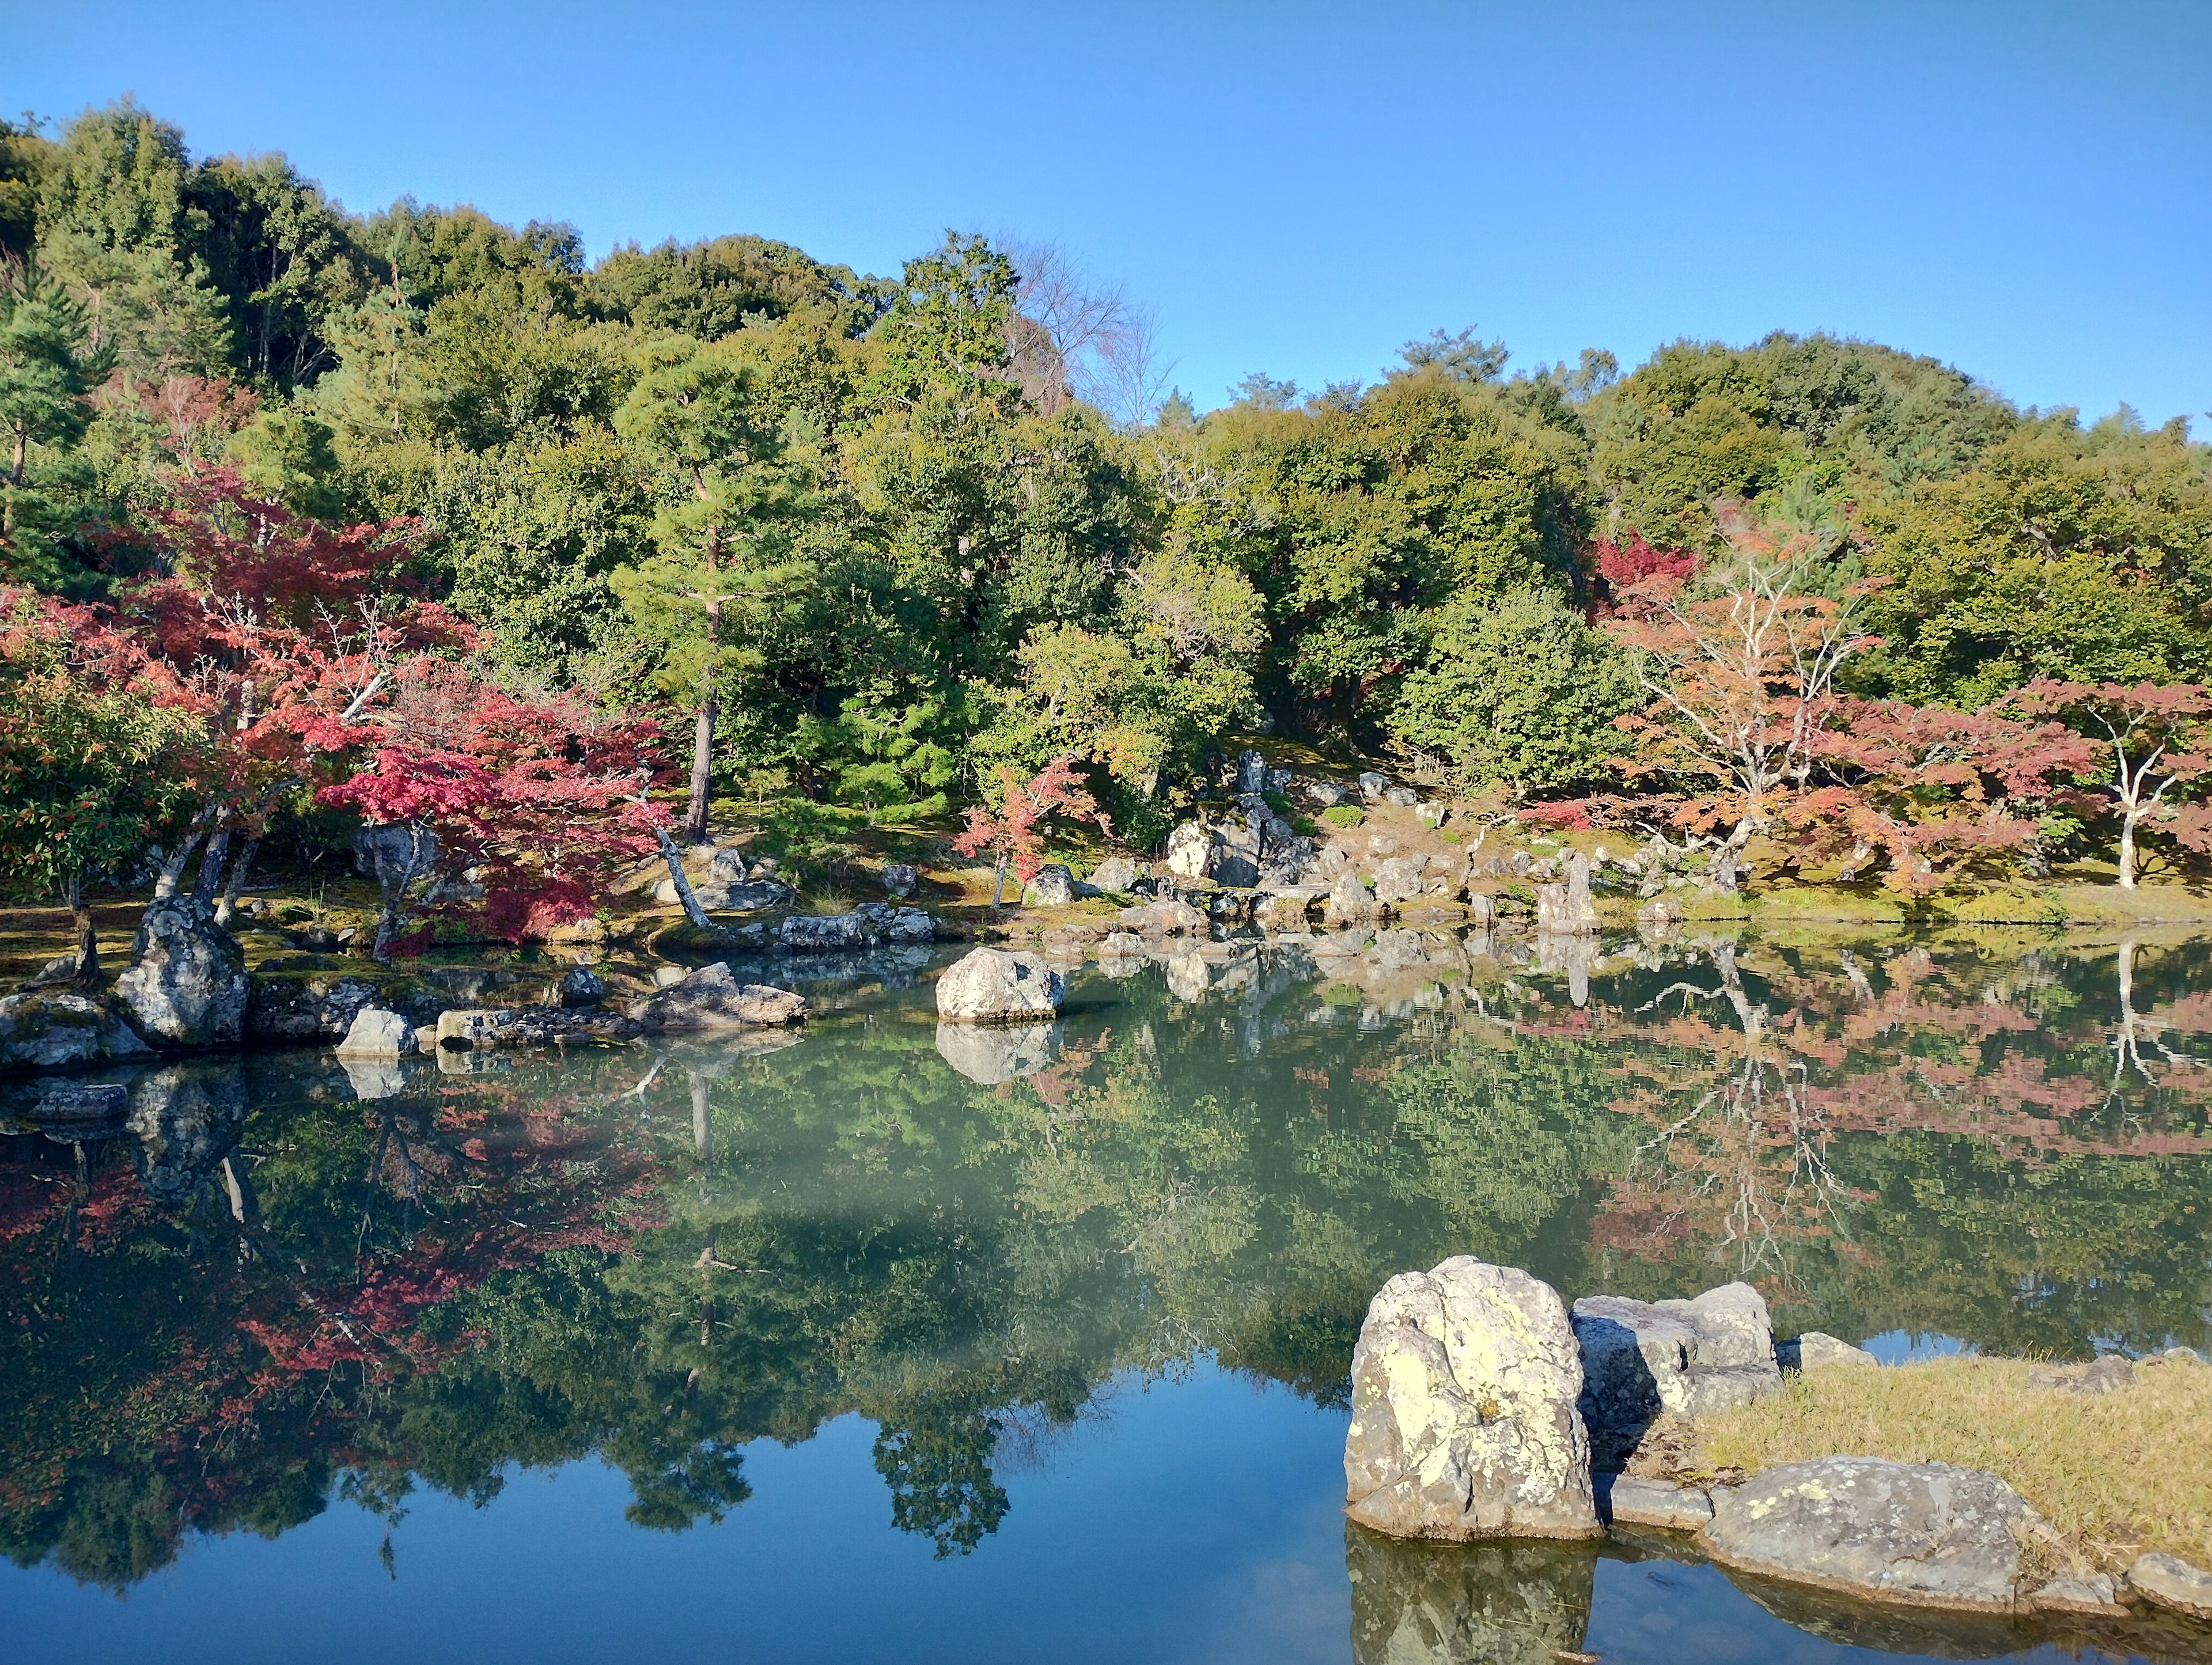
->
[[5, 100, 2211, 933]]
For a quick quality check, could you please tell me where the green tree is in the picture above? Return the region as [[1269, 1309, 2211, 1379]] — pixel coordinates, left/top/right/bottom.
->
[[0, 267, 110, 585]]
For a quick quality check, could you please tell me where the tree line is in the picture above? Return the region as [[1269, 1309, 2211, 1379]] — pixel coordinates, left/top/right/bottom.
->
[[4, 99, 2211, 929]]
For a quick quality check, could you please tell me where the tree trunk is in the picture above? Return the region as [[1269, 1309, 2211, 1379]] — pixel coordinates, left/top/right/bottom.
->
[[990, 849, 1010, 908], [214, 836, 259, 927], [153, 814, 212, 898], [371, 824, 433, 964], [192, 829, 231, 904], [653, 824, 716, 930], [2117, 804, 2142, 889], [66, 871, 100, 993], [684, 691, 716, 844]]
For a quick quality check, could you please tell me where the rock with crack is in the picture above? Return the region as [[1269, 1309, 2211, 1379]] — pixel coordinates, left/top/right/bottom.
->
[[935, 947, 1064, 1022], [115, 896, 249, 1046], [2127, 1552, 2212, 1620], [0, 991, 154, 1069], [1371, 855, 1431, 907], [1604, 1476, 1714, 1531], [335, 1006, 416, 1059], [1164, 821, 1217, 881], [1535, 853, 1599, 935], [1701, 1458, 2047, 1612], [935, 1020, 1059, 1084], [1573, 1282, 1782, 1467], [1344, 1256, 1600, 1542], [630, 962, 807, 1031]]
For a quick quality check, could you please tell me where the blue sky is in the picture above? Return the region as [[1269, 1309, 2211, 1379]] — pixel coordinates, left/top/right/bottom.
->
[[13, 1, 2210, 425]]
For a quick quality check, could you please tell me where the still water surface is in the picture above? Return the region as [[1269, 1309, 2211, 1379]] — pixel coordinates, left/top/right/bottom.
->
[[5, 927, 2211, 1662]]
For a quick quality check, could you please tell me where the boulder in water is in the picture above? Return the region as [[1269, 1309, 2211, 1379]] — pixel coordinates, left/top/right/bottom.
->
[[0, 991, 154, 1069], [935, 947, 1063, 1022], [1344, 1256, 1599, 1542], [335, 1006, 416, 1058], [632, 962, 806, 1030]]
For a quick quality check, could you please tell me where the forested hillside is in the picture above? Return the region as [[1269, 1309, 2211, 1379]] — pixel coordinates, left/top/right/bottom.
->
[[5, 100, 2210, 932]]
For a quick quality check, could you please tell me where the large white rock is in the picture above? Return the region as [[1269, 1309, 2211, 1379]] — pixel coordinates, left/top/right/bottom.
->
[[1535, 852, 1599, 935], [1163, 822, 1215, 881], [335, 1006, 415, 1059], [934, 947, 1065, 1022], [1344, 1257, 1600, 1542]]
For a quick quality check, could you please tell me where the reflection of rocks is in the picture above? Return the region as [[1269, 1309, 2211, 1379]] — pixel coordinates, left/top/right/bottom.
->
[[935, 948, 1064, 1021], [116, 897, 249, 1046], [1574, 1281, 1781, 1469], [1345, 1257, 1599, 1541], [339, 1057, 408, 1099], [934, 1021, 1059, 1084], [26, 1082, 131, 1135], [1346, 1523, 1596, 1665], [0, 991, 154, 1069], [1703, 1458, 2044, 1613], [128, 1064, 249, 1200]]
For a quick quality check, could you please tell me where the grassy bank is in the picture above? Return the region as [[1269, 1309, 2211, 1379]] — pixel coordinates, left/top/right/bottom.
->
[[1684, 1357, 2212, 1573]]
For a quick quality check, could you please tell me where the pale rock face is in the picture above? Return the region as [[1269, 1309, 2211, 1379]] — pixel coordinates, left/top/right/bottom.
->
[[1573, 1281, 1782, 1467], [1343, 1257, 1600, 1542], [934, 947, 1065, 1022], [1116, 898, 1208, 936], [436, 1008, 516, 1049], [1382, 786, 1421, 808], [1371, 855, 1431, 906], [1605, 1476, 1714, 1530], [1702, 1458, 2044, 1612], [1358, 772, 1390, 801], [1789, 1330, 1878, 1371], [115, 897, 249, 1046], [630, 963, 807, 1030], [1088, 856, 1142, 893], [1324, 868, 1376, 927], [1164, 822, 1216, 880], [1415, 801, 1446, 829], [1305, 779, 1347, 807], [1535, 853, 1599, 935], [335, 1006, 416, 1059], [2128, 1552, 2212, 1620]]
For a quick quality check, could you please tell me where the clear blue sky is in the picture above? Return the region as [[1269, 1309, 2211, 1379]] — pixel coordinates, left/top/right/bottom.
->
[[13, 1, 2210, 426]]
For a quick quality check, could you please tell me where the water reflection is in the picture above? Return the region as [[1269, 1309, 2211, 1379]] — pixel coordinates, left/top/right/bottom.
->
[[3, 927, 2210, 1645]]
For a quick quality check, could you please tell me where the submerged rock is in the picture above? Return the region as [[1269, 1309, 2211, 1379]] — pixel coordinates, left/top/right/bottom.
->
[[115, 896, 249, 1046], [0, 991, 153, 1069], [935, 947, 1064, 1022], [1701, 1458, 2044, 1613], [1343, 1257, 1599, 1542]]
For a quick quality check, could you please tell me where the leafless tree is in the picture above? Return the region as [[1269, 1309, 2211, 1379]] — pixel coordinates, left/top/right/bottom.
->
[[999, 237, 1178, 428]]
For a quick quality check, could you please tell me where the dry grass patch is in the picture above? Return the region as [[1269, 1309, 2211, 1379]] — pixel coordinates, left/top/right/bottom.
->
[[1690, 1357, 2212, 1573]]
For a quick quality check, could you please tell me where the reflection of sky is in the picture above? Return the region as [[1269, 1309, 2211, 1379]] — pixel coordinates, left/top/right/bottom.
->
[[1858, 1330, 1980, 1365]]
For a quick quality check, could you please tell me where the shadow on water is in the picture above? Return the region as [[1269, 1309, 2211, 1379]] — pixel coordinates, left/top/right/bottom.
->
[[3, 930, 2211, 1660]]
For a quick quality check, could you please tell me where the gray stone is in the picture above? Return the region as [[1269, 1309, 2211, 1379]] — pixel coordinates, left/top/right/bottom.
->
[[1573, 1282, 1782, 1466], [1702, 1458, 2043, 1612], [1088, 856, 1142, 892], [2127, 1552, 2212, 1620], [1371, 855, 1431, 906], [1265, 767, 1292, 792], [1211, 817, 1262, 888], [1344, 1257, 1600, 1542], [2026, 1355, 2137, 1395], [2147, 1346, 2204, 1367], [851, 903, 935, 945], [1021, 863, 1077, 906], [881, 862, 918, 897], [339, 1057, 408, 1100], [1792, 1331, 1878, 1371], [934, 1019, 1059, 1084], [0, 991, 154, 1069], [1358, 772, 1390, 801], [1305, 779, 1347, 807], [412, 1025, 439, 1055], [558, 966, 605, 1008], [935, 947, 1064, 1022], [1605, 1476, 1714, 1531], [632, 962, 807, 1030], [1236, 748, 1268, 795], [1636, 896, 1682, 935], [779, 912, 871, 953], [2026, 1572, 2125, 1615], [115, 896, 249, 1046], [22, 951, 82, 989], [127, 1064, 248, 1199], [1536, 854, 1599, 935], [1382, 786, 1421, 808], [1117, 898, 1208, 936], [335, 1006, 415, 1059], [1324, 868, 1376, 928], [1415, 801, 1446, 829], [1164, 821, 1215, 881], [437, 1008, 516, 1050], [1367, 835, 1400, 856]]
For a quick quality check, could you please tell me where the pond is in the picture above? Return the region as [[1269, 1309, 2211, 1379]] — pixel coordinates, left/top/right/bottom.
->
[[4, 926, 2210, 1663]]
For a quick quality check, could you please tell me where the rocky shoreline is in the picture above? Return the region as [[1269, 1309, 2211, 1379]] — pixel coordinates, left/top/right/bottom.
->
[[1342, 1254, 2212, 1643]]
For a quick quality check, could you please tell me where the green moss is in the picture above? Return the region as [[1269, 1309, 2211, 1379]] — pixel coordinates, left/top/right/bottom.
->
[[1321, 804, 1365, 829]]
